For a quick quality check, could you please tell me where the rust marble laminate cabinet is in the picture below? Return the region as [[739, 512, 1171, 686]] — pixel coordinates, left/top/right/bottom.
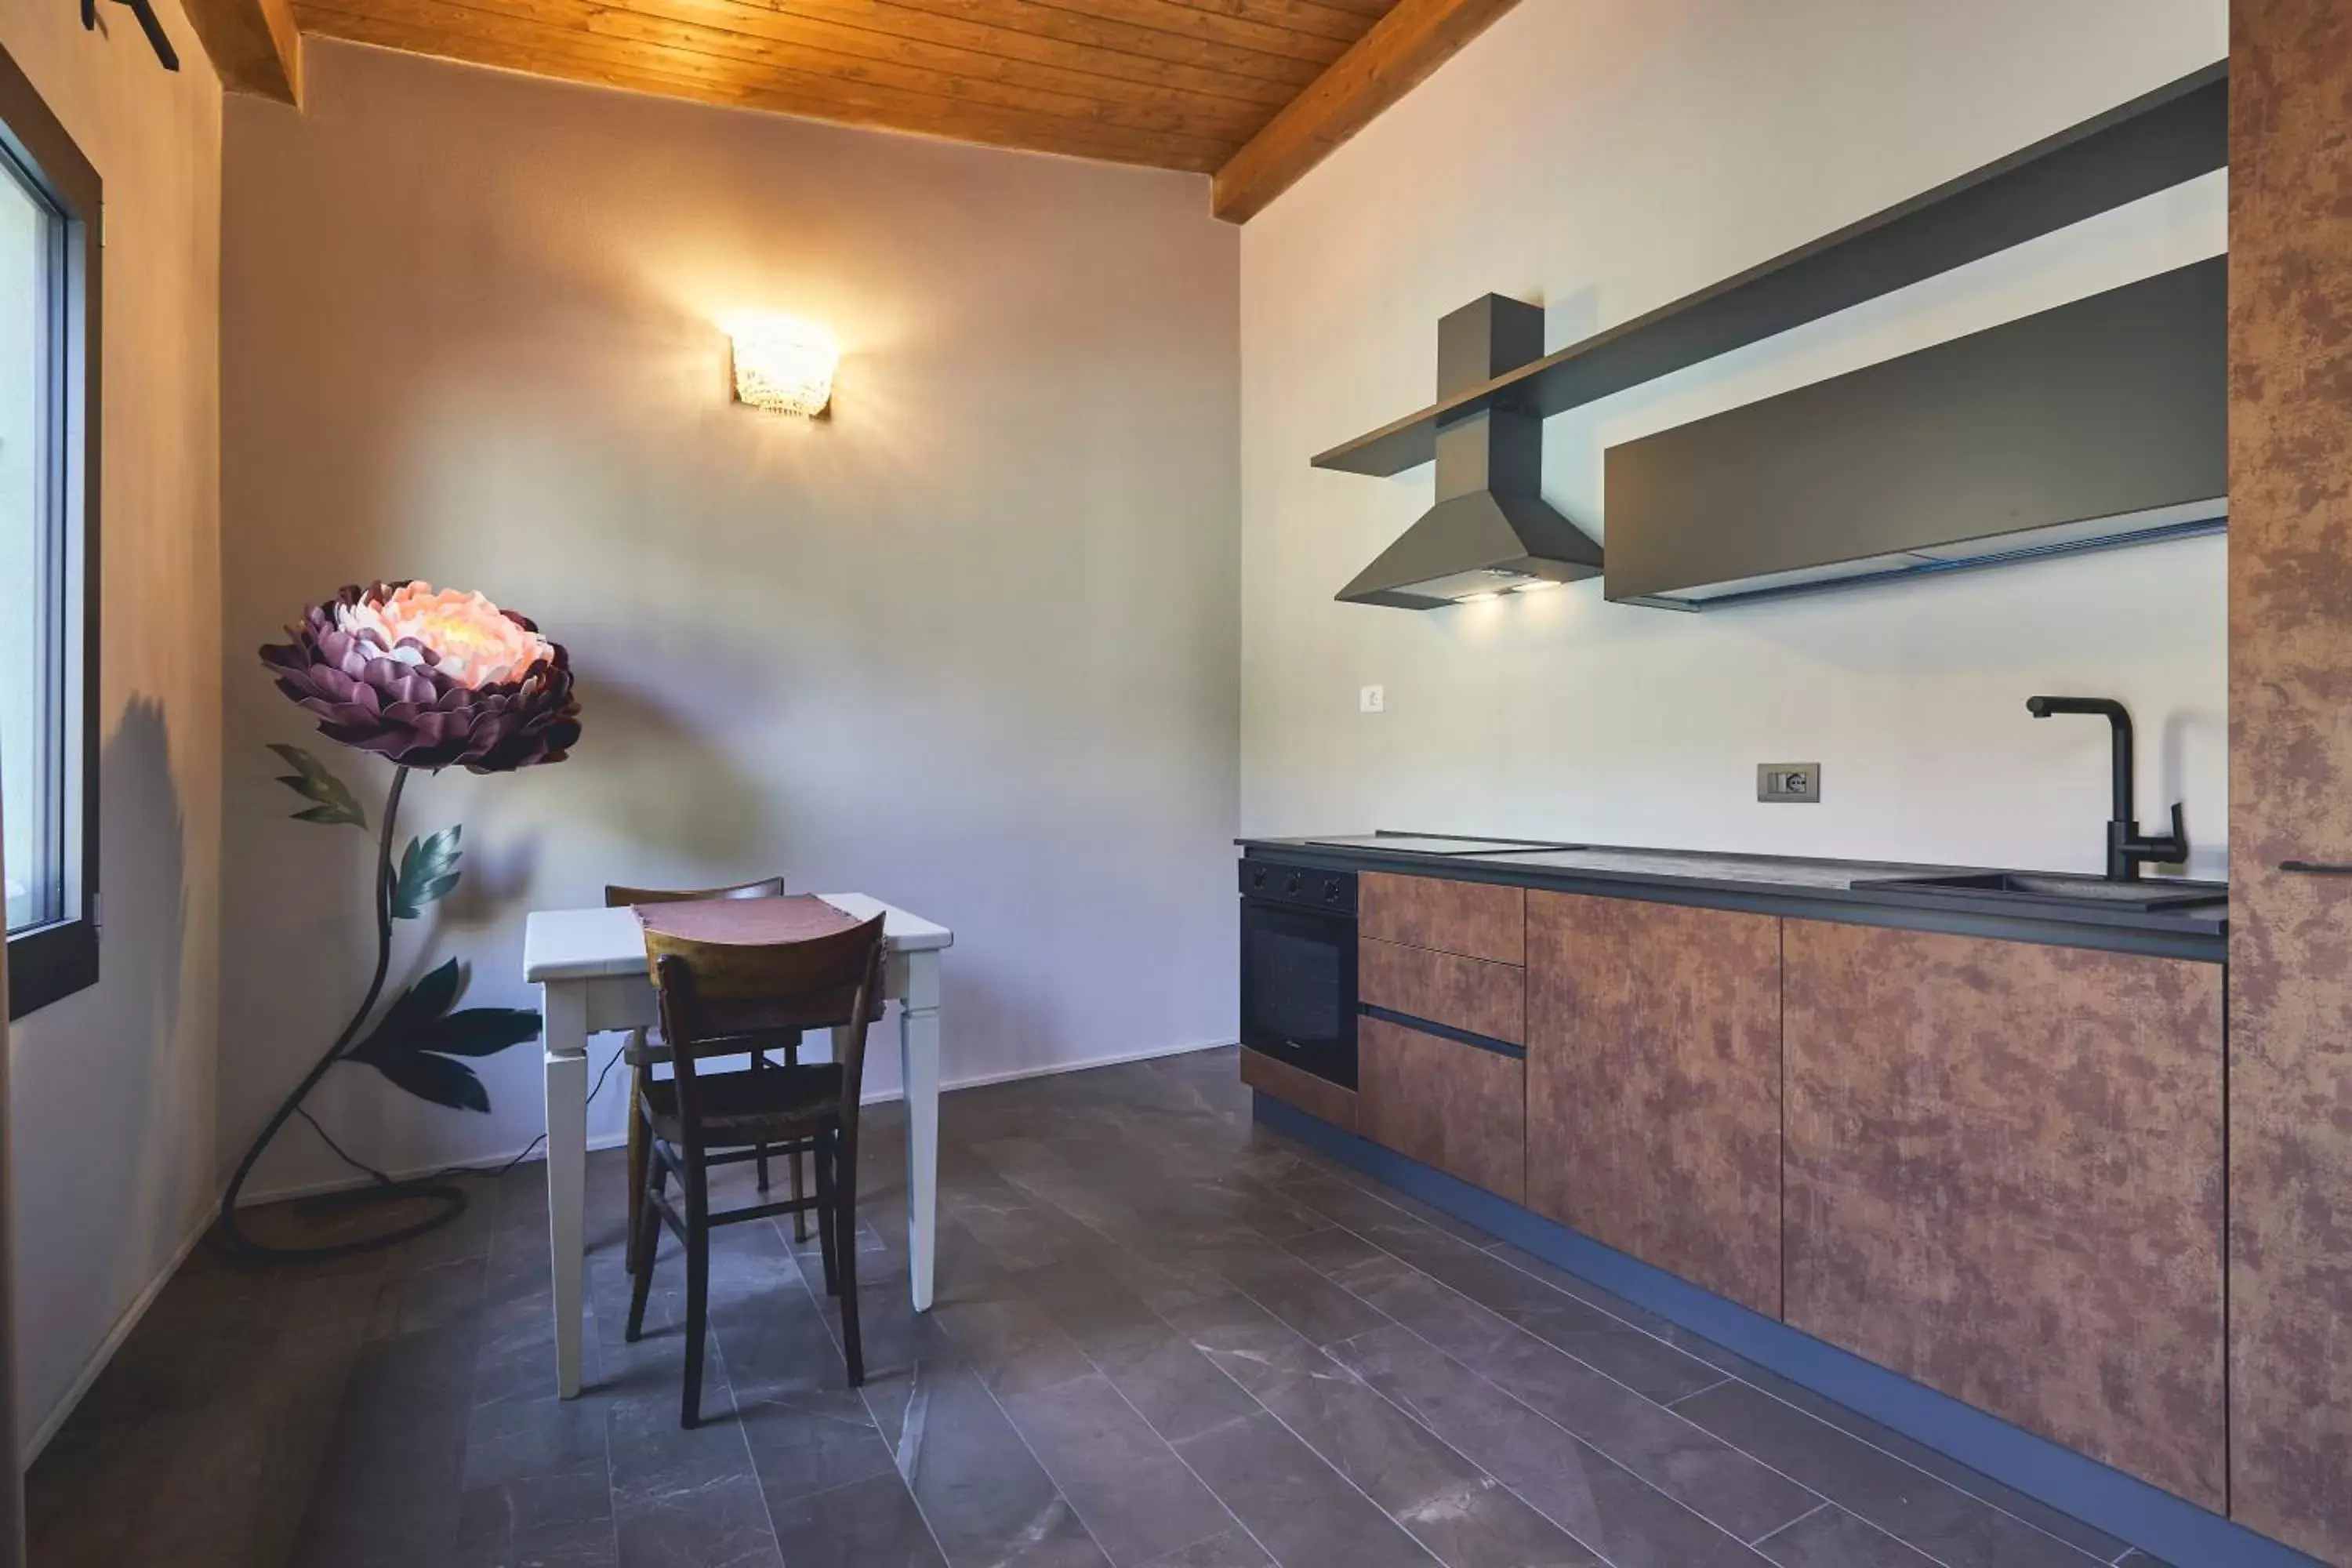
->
[[1358, 1016, 1525, 1203], [1359, 871, 1523, 964], [1524, 893, 1784, 1316], [1356, 873, 1528, 1203], [1781, 920, 2225, 1510], [2229, 3, 2352, 1559]]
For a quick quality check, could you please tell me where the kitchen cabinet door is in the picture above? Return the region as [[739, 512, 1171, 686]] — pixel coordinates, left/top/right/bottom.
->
[[1524, 893, 1783, 1315], [2228, 5, 2352, 1555], [1357, 1015, 1524, 1202], [1782, 920, 2223, 1509]]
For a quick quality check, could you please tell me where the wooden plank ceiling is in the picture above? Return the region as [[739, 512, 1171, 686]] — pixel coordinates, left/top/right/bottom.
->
[[272, 0, 1515, 217]]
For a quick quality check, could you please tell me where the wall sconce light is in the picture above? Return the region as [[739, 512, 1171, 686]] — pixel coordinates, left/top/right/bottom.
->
[[731, 318, 837, 417]]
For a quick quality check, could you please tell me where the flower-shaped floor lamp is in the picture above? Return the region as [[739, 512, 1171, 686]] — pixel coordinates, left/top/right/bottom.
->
[[220, 583, 583, 1260]]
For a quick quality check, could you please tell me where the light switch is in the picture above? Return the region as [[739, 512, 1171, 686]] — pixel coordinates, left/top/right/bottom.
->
[[1359, 684, 1386, 713]]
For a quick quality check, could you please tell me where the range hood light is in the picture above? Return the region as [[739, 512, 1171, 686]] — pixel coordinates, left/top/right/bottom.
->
[[1459, 568, 1555, 602]]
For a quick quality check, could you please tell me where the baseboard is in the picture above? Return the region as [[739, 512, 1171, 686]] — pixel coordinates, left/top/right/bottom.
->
[[1254, 1093, 2324, 1568], [237, 1131, 637, 1207], [900, 1036, 1236, 1099], [23, 1200, 216, 1463], [240, 1038, 1240, 1207]]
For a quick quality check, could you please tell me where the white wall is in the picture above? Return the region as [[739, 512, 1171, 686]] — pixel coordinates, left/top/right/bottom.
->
[[1240, 0, 2229, 877], [0, 0, 224, 1451], [220, 41, 1240, 1197]]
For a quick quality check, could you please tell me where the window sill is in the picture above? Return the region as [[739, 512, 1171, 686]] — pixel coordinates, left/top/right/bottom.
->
[[7, 920, 97, 1019]]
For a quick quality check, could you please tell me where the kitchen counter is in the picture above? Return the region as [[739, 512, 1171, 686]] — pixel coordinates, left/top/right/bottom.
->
[[1239, 833, 2226, 961]]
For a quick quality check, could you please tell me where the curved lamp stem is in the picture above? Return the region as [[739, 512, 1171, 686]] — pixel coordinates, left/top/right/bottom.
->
[[216, 765, 466, 1259]]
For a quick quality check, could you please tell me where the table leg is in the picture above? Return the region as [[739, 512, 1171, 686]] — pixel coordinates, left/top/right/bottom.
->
[[542, 981, 589, 1398], [899, 950, 942, 1312]]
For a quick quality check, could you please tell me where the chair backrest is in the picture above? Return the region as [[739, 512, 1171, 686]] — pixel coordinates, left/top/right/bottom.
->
[[644, 915, 888, 1150], [605, 876, 786, 909]]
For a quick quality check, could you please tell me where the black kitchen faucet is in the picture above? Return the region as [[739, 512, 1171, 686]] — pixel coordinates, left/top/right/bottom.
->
[[2025, 696, 2189, 880]]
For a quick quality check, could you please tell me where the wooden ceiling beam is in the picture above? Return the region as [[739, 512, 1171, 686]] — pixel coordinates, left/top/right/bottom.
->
[[183, 0, 305, 101], [1211, 0, 1517, 221]]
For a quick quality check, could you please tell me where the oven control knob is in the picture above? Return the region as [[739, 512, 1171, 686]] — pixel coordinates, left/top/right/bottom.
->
[[1285, 871, 1302, 895], [1250, 866, 1268, 889], [1323, 878, 1341, 902]]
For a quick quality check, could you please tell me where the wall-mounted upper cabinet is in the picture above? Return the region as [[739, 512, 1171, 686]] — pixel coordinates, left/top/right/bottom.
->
[[1318, 64, 2227, 612], [1602, 256, 2227, 611]]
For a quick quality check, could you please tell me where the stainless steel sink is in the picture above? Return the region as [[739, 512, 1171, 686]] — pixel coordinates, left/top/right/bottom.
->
[[1859, 870, 2227, 913]]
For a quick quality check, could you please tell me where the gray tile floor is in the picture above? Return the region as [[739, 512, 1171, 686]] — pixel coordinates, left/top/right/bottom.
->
[[27, 1045, 2164, 1568]]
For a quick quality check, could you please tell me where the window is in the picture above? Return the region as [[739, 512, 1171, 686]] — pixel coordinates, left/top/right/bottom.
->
[[1, 44, 98, 1019]]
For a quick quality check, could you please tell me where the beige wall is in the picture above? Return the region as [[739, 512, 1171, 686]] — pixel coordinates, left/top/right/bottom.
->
[[220, 41, 1240, 1196], [0, 0, 224, 1453], [1242, 0, 2229, 877]]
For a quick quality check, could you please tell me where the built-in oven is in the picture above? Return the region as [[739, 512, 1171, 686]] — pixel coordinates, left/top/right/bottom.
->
[[1239, 856, 1358, 1090]]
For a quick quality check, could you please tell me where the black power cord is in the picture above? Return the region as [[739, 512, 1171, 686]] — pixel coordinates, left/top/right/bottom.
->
[[288, 1040, 630, 1187], [420, 1043, 630, 1182]]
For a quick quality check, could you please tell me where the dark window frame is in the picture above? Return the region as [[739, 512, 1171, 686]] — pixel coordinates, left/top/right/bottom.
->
[[1, 42, 101, 1020]]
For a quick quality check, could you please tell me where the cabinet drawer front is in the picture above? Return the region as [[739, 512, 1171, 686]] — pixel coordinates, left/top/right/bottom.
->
[[1359, 1015, 1523, 1202], [1359, 937, 1524, 1044], [1782, 920, 2223, 1510], [1239, 1047, 1357, 1134], [1359, 873, 1524, 964]]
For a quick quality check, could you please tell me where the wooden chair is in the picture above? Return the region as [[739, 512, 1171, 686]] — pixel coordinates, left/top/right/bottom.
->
[[626, 913, 887, 1425], [604, 878, 803, 1272]]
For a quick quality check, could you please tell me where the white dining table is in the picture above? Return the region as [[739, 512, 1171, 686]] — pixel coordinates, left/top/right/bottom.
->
[[522, 892, 953, 1399]]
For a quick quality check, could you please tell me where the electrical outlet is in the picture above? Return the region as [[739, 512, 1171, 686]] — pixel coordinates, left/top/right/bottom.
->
[[1758, 762, 1820, 803], [1359, 684, 1386, 714]]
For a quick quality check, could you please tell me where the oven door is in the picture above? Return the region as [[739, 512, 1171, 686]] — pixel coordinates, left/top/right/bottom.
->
[[1240, 896, 1358, 1090]]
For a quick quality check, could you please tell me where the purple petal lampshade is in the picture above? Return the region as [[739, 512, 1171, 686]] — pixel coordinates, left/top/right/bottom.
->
[[260, 581, 583, 772]]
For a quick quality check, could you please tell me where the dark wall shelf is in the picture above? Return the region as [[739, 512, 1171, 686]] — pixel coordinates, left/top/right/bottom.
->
[[1312, 63, 2226, 479]]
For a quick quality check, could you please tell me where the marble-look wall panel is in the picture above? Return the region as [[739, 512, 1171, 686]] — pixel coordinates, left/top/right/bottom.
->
[[1524, 893, 1783, 1316], [1359, 937, 1526, 1044], [1359, 874, 1525, 965], [2228, 3, 2352, 1559], [1358, 1016, 1526, 1202], [1782, 920, 2224, 1509]]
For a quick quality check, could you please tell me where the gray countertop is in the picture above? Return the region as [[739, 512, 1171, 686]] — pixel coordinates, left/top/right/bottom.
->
[[1238, 833, 2227, 962]]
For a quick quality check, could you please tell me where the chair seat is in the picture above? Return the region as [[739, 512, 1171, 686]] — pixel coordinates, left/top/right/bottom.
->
[[642, 1062, 844, 1148]]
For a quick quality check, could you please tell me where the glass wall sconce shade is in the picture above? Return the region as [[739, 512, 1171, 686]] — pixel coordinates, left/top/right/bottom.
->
[[731, 319, 837, 416]]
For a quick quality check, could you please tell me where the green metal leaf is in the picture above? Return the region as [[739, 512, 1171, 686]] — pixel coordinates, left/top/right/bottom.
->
[[361, 1049, 491, 1112], [390, 826, 464, 920], [267, 743, 367, 829], [343, 961, 532, 1112], [354, 958, 464, 1060], [417, 1007, 542, 1058]]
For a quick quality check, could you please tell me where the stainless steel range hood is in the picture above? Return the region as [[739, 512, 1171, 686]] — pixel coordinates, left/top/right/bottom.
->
[[1337, 297, 1603, 609]]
